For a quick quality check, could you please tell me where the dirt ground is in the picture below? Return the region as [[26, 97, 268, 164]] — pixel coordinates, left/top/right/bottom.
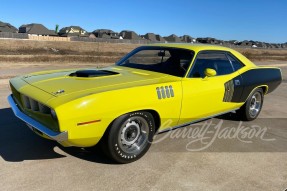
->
[[0, 44, 286, 190], [0, 38, 287, 64]]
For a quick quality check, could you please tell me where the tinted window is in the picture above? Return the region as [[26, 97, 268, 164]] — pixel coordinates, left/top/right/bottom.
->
[[189, 52, 234, 78], [226, 53, 244, 71], [117, 47, 194, 77]]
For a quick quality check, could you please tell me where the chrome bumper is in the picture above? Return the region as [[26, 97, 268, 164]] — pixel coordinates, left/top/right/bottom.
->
[[7, 95, 68, 142]]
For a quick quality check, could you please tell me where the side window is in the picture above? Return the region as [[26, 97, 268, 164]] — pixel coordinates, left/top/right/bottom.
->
[[226, 53, 244, 71], [127, 50, 171, 65], [189, 52, 234, 78]]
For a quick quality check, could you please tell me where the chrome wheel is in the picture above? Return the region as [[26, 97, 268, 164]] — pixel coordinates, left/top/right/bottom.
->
[[118, 116, 149, 154], [249, 92, 262, 118]]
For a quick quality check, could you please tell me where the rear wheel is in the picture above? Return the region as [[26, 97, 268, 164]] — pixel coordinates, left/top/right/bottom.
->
[[237, 88, 264, 121], [101, 111, 155, 163]]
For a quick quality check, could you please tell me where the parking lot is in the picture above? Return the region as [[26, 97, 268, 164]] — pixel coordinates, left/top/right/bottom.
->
[[0, 61, 286, 191]]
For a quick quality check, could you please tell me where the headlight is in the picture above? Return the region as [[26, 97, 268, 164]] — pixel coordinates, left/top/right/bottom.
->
[[51, 109, 57, 120]]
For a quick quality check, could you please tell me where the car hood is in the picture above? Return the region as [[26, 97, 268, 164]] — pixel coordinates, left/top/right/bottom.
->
[[21, 66, 170, 97]]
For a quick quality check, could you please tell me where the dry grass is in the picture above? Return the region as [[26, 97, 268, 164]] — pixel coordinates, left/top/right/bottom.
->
[[0, 39, 287, 63], [0, 55, 124, 63], [236, 48, 287, 61], [0, 39, 138, 63]]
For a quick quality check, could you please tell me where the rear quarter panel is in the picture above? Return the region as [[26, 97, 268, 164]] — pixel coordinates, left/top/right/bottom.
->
[[233, 67, 282, 102]]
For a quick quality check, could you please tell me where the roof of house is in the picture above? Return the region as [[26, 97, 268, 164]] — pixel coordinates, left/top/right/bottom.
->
[[92, 29, 119, 38], [93, 29, 115, 34], [239, 40, 252, 46], [119, 30, 141, 40], [143, 33, 157, 41], [155, 34, 166, 42], [164, 34, 182, 42], [0, 21, 18, 33], [19, 23, 57, 36], [196, 37, 221, 44], [180, 35, 194, 43], [58, 26, 88, 37]]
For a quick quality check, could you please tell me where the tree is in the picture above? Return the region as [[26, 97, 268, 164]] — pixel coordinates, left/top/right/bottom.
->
[[55, 24, 59, 33]]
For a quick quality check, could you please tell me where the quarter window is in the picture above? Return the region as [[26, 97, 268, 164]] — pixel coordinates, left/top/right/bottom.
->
[[226, 53, 244, 71], [189, 52, 235, 78]]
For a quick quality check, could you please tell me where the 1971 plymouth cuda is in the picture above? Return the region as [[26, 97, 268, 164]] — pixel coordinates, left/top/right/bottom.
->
[[8, 44, 282, 163]]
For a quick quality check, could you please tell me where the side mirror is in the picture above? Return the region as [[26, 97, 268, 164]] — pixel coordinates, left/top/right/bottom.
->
[[158, 51, 165, 57], [204, 68, 217, 77]]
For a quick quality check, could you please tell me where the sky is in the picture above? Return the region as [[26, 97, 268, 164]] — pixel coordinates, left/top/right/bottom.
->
[[1, 0, 286, 43]]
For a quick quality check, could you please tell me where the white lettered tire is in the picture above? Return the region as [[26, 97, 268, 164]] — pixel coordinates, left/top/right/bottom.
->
[[101, 111, 155, 163]]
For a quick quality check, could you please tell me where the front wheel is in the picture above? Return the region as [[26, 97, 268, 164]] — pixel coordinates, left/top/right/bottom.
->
[[236, 88, 264, 121], [101, 111, 155, 163]]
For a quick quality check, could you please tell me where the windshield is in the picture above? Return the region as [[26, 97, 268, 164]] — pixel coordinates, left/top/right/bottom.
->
[[116, 46, 194, 77]]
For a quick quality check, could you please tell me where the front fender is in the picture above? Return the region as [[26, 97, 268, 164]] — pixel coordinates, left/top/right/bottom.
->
[[52, 81, 182, 147]]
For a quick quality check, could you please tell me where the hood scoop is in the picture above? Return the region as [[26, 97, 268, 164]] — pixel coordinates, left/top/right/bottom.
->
[[69, 70, 119, 78]]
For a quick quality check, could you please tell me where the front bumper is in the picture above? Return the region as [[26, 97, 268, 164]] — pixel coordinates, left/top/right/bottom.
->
[[8, 95, 68, 143]]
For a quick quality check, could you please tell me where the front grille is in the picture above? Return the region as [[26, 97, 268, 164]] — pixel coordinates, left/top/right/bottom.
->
[[10, 83, 60, 132], [21, 95, 51, 114]]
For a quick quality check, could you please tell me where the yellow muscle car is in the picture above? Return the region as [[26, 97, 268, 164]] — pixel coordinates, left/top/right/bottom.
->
[[8, 44, 282, 163]]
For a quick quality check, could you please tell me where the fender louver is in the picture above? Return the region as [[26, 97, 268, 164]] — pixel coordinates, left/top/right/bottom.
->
[[156, 85, 174, 99], [223, 80, 234, 102]]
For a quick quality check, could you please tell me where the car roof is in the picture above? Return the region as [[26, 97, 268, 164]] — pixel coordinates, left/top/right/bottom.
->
[[148, 43, 235, 53], [147, 43, 257, 68]]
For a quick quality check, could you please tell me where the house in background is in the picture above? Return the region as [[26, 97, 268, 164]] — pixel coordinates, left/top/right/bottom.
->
[[19, 23, 57, 36], [92, 29, 119, 39], [265, 43, 271, 48], [254, 41, 267, 48], [0, 21, 18, 33], [239, 40, 252, 47], [228, 40, 239, 45], [155, 34, 165, 42], [164, 34, 181, 43], [0, 20, 285, 49], [271, 43, 281, 48], [221, 41, 232, 46], [88, 33, 96, 39], [197, 37, 220, 44], [142, 33, 165, 42], [142, 33, 157, 42], [119, 30, 142, 40], [180, 35, 195, 43], [58, 26, 88, 37]]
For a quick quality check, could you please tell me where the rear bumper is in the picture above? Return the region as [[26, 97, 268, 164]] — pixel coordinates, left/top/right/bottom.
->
[[8, 95, 68, 143]]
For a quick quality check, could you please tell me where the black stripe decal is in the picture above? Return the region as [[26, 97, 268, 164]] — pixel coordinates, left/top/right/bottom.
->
[[225, 68, 281, 103]]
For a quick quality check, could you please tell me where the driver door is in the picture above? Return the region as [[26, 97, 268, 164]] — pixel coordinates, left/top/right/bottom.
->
[[178, 51, 242, 124]]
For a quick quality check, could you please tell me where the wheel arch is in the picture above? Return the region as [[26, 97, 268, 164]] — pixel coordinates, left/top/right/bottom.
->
[[260, 85, 268, 95], [244, 85, 267, 103], [100, 109, 161, 142], [144, 109, 161, 132]]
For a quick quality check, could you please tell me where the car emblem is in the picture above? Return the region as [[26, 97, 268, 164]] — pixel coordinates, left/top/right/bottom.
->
[[54, 89, 65, 94], [23, 75, 31, 78]]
